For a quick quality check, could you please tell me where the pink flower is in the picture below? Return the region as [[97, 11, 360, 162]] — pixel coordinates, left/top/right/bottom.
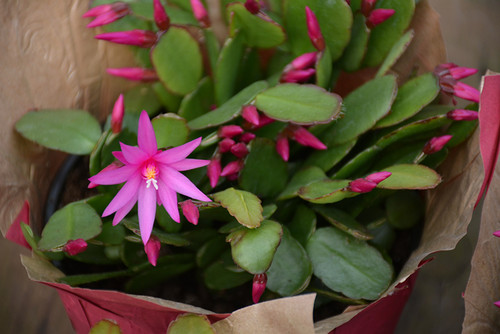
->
[[446, 109, 478, 121], [107, 68, 159, 82], [190, 0, 210, 28], [144, 236, 161, 266], [63, 239, 88, 256], [367, 9, 395, 28], [181, 200, 199, 225], [89, 111, 211, 245], [111, 94, 125, 134], [95, 30, 157, 48], [305, 7, 325, 51], [153, 0, 170, 31], [252, 273, 267, 303], [423, 135, 453, 155], [83, 2, 130, 28]]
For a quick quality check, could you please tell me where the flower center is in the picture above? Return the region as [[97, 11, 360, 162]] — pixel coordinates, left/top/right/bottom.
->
[[142, 162, 159, 190]]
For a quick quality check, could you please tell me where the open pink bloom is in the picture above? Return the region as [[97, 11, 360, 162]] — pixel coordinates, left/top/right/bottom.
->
[[89, 111, 211, 245], [252, 273, 267, 303], [95, 30, 157, 48], [107, 68, 159, 82], [144, 236, 161, 266], [83, 2, 130, 28], [153, 0, 170, 31], [305, 7, 325, 51]]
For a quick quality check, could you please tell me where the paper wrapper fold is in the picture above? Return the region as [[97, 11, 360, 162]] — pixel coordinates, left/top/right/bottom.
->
[[0, 0, 492, 333]]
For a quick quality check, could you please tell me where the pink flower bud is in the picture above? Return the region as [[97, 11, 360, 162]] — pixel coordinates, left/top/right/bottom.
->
[[240, 132, 256, 143], [361, 0, 377, 16], [219, 138, 236, 153], [291, 52, 317, 70], [305, 7, 325, 51], [449, 66, 478, 80], [348, 179, 377, 193], [190, 0, 210, 28], [95, 30, 157, 48], [493, 230, 500, 238], [221, 160, 244, 177], [453, 82, 480, 103], [446, 109, 478, 121], [292, 126, 327, 150], [257, 114, 275, 128], [181, 200, 199, 225], [218, 125, 244, 138], [111, 94, 125, 134], [207, 158, 221, 188], [365, 171, 392, 184], [244, 0, 260, 14], [423, 135, 453, 155], [144, 236, 161, 266], [231, 143, 249, 158], [153, 0, 170, 31], [252, 273, 267, 303], [495, 300, 500, 308], [280, 68, 316, 83], [367, 8, 395, 28], [84, 2, 130, 28], [63, 239, 88, 256], [242, 105, 260, 126], [107, 68, 158, 82], [276, 136, 289, 161]]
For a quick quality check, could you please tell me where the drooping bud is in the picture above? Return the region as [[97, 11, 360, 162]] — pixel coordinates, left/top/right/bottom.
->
[[240, 132, 256, 143], [144, 236, 161, 266], [153, 0, 170, 31], [422, 135, 453, 155], [231, 143, 249, 158], [63, 239, 88, 256], [219, 138, 236, 153], [221, 160, 244, 177], [292, 126, 327, 150], [107, 68, 158, 82], [291, 52, 317, 70], [242, 105, 260, 126], [218, 125, 244, 138], [276, 136, 290, 161], [366, 8, 395, 28], [244, 0, 260, 14], [207, 158, 221, 188], [84, 2, 130, 28], [348, 178, 377, 193], [181, 200, 199, 225], [365, 171, 392, 184], [452, 82, 480, 103], [95, 30, 157, 48], [280, 68, 316, 83], [305, 7, 325, 51], [111, 94, 125, 133], [252, 273, 267, 303], [190, 0, 210, 28], [446, 109, 479, 121]]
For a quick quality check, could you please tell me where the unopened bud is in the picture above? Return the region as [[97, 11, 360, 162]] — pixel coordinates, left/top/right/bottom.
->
[[366, 8, 395, 28], [446, 109, 478, 121], [219, 138, 236, 153], [365, 171, 391, 184], [240, 132, 256, 143], [63, 239, 88, 256], [348, 179, 377, 193], [280, 68, 316, 83], [242, 105, 260, 126], [95, 30, 157, 48], [218, 125, 244, 138], [84, 2, 130, 28], [244, 0, 260, 14], [305, 7, 325, 51], [276, 136, 289, 161], [207, 158, 221, 188], [153, 0, 170, 31], [292, 126, 327, 150], [291, 52, 317, 70], [181, 200, 199, 225], [252, 273, 267, 303], [190, 0, 210, 28], [111, 94, 125, 133], [107, 68, 158, 82], [221, 160, 244, 177], [144, 236, 161, 266], [423, 135, 453, 155]]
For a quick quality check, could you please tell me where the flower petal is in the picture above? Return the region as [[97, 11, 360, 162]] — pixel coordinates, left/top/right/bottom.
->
[[113, 151, 128, 164], [168, 158, 210, 171], [157, 179, 180, 223], [154, 137, 202, 164], [103, 174, 141, 216], [138, 183, 157, 245], [138, 110, 158, 156], [112, 191, 138, 226], [89, 164, 137, 185], [120, 142, 149, 164], [160, 166, 211, 202]]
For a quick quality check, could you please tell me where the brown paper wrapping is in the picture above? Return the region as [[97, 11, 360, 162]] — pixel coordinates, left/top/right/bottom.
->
[[0, 0, 488, 332]]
